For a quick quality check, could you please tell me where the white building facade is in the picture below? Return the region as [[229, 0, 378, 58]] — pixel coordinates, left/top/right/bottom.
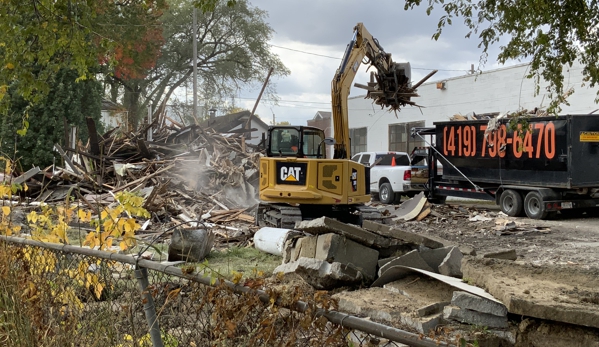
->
[[347, 62, 599, 153]]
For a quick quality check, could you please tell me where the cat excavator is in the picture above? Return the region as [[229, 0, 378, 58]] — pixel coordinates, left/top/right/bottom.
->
[[256, 23, 436, 228]]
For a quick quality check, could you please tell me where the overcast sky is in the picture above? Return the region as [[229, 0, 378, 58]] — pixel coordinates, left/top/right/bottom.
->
[[235, 0, 517, 126]]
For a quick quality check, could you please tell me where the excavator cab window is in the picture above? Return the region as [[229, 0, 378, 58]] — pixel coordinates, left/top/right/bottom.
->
[[302, 129, 326, 158], [267, 126, 326, 158], [270, 128, 300, 156]]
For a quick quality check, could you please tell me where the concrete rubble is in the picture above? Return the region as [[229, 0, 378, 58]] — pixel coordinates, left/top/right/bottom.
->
[[273, 257, 363, 290], [443, 291, 509, 328], [252, 198, 595, 345], [267, 215, 518, 338], [8, 114, 263, 251]]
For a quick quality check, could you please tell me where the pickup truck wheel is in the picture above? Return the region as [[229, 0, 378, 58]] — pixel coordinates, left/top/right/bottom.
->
[[524, 191, 548, 219], [499, 189, 523, 217], [379, 183, 395, 204]]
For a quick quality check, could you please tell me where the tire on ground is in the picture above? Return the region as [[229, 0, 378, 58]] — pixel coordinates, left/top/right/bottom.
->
[[499, 189, 523, 217], [524, 191, 548, 219], [379, 182, 395, 204]]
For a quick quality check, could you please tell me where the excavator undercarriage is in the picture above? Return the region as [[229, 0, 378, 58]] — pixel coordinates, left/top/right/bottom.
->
[[256, 202, 385, 229]]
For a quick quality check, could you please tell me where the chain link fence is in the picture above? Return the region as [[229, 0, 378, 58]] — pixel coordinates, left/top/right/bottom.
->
[[0, 235, 452, 347]]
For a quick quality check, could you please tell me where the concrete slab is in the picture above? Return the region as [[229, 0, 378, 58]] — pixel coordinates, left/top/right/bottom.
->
[[482, 249, 518, 261], [315, 233, 379, 280], [333, 286, 445, 334], [438, 247, 463, 278], [372, 265, 503, 304], [419, 246, 453, 270], [294, 217, 393, 248], [391, 192, 427, 221], [451, 291, 508, 317], [377, 250, 435, 278], [417, 301, 451, 317], [383, 276, 454, 303], [363, 220, 479, 256], [273, 257, 363, 290], [443, 306, 508, 328], [462, 256, 599, 329], [363, 221, 445, 248], [288, 235, 318, 262]]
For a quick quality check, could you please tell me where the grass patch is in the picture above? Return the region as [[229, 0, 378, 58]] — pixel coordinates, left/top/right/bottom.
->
[[204, 246, 282, 279]]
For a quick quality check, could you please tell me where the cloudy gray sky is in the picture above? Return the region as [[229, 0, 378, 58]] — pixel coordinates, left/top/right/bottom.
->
[[236, 0, 516, 125]]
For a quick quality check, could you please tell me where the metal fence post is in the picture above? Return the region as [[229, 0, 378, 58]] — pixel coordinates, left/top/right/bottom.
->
[[135, 265, 164, 347]]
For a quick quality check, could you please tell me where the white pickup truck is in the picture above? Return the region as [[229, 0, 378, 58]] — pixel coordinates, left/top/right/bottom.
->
[[351, 151, 422, 204]]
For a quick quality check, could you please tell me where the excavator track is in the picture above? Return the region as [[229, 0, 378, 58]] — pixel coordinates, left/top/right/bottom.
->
[[256, 203, 386, 229], [256, 203, 303, 229]]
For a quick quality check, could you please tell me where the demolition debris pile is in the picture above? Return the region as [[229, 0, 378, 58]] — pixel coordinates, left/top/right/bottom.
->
[[8, 117, 262, 244]]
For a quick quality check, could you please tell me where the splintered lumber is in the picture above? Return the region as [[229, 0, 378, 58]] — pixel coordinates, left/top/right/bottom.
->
[[54, 144, 82, 175], [18, 109, 266, 236], [86, 117, 101, 155], [112, 164, 175, 193], [354, 64, 438, 111]]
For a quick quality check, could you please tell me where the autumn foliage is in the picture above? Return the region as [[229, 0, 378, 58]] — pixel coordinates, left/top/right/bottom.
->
[[94, 0, 167, 80]]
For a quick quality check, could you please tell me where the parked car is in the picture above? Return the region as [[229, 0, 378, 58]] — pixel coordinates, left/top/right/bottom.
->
[[351, 151, 422, 204]]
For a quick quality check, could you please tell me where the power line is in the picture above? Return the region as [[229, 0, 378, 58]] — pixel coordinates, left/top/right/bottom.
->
[[270, 44, 340, 60], [270, 44, 469, 72]]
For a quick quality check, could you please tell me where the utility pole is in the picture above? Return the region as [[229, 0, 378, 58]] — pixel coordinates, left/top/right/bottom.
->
[[192, 8, 198, 121]]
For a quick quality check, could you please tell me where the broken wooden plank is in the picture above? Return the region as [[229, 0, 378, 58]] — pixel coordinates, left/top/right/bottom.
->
[[86, 117, 101, 155], [13, 167, 41, 185], [54, 144, 82, 175], [112, 164, 175, 193]]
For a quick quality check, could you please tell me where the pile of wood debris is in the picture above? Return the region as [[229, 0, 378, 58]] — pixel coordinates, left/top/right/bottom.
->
[[8, 116, 263, 244]]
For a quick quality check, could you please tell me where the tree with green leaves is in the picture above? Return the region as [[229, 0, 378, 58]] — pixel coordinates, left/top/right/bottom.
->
[[0, 69, 102, 169], [404, 0, 599, 113], [0, 0, 166, 129], [0, 0, 165, 168], [106, 0, 289, 127]]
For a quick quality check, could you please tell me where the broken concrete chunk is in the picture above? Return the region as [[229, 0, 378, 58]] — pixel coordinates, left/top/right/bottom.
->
[[374, 266, 504, 306], [451, 291, 508, 317], [482, 249, 518, 261], [288, 235, 318, 262], [362, 220, 445, 249], [294, 217, 391, 248], [273, 257, 363, 290], [438, 247, 464, 278], [417, 302, 451, 317], [315, 233, 379, 281], [391, 192, 427, 221], [403, 313, 442, 334], [282, 238, 295, 264], [419, 246, 454, 270], [378, 249, 435, 277], [443, 305, 508, 329]]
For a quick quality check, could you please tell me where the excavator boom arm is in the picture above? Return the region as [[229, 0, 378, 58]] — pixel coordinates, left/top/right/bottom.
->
[[331, 22, 434, 159]]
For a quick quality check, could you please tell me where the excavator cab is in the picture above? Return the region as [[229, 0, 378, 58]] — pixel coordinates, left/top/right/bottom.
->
[[266, 126, 328, 158]]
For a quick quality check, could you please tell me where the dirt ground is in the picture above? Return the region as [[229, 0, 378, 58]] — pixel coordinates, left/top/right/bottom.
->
[[335, 201, 599, 347], [384, 200, 599, 269]]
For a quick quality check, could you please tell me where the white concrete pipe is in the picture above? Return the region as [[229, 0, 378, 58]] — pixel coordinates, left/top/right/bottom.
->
[[254, 227, 295, 256]]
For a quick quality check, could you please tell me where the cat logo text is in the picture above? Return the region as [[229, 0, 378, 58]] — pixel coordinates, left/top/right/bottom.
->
[[275, 162, 307, 185], [280, 166, 301, 182]]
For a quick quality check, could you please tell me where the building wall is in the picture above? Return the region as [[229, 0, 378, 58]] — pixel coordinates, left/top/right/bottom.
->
[[230, 121, 269, 145], [101, 110, 128, 130], [348, 62, 599, 152], [307, 117, 334, 158]]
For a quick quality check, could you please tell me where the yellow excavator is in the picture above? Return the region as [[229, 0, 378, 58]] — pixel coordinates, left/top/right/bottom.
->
[[256, 23, 435, 228]]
